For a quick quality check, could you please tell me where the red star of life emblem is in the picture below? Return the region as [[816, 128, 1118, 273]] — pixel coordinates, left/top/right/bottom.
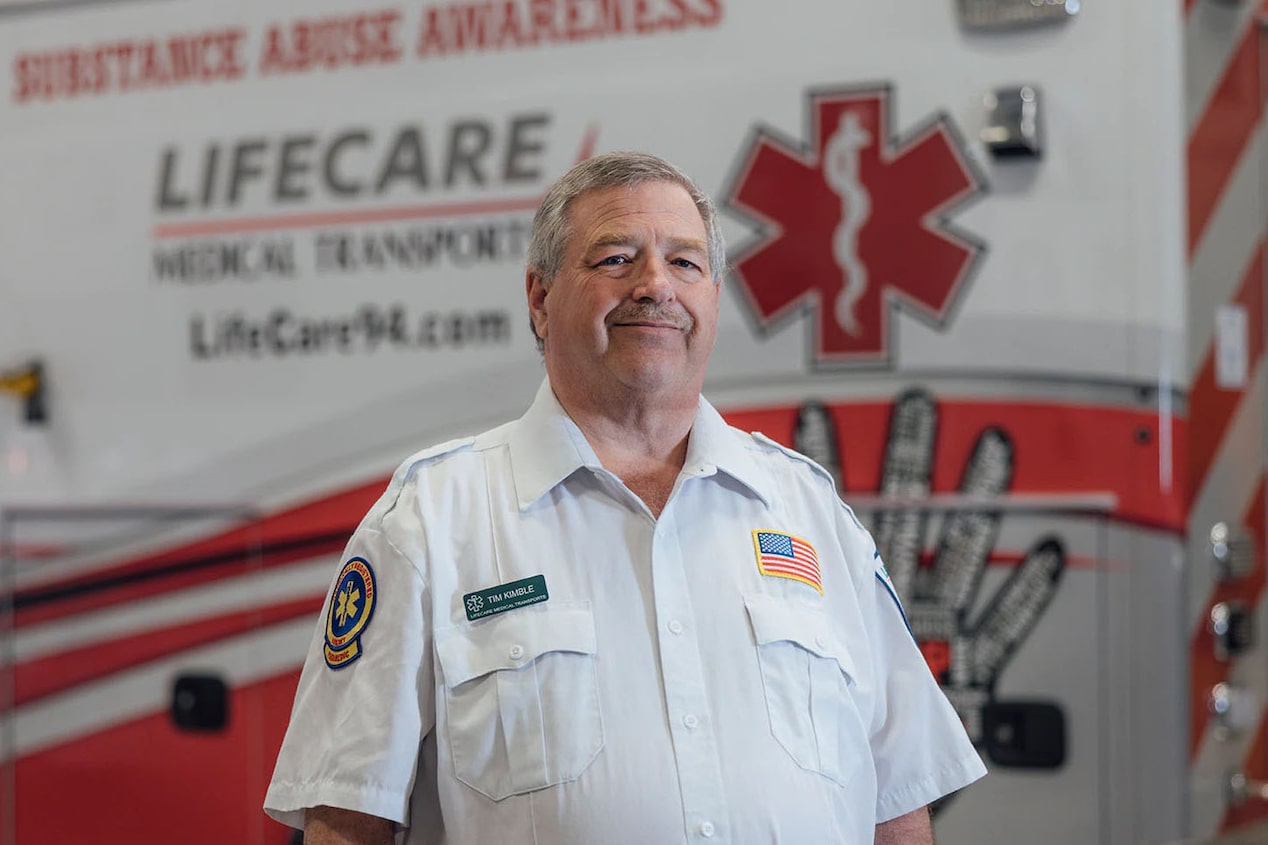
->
[[724, 86, 987, 366]]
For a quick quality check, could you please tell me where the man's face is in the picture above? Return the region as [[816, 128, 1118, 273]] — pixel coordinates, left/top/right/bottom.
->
[[528, 180, 720, 404]]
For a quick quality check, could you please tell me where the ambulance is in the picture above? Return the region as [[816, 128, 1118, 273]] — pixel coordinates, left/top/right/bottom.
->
[[0, 0, 1259, 842]]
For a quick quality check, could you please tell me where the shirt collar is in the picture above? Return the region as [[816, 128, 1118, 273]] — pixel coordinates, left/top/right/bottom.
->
[[681, 395, 774, 507], [507, 380, 604, 510], [508, 379, 773, 510]]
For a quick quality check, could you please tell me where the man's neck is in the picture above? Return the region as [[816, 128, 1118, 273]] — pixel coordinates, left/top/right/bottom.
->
[[549, 379, 699, 516]]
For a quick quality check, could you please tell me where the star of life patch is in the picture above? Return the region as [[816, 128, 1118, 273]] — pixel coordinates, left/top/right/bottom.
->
[[753, 530, 823, 594], [325, 557, 377, 669]]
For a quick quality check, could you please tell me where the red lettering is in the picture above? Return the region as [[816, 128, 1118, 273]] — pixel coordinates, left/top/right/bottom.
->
[[260, 13, 400, 74], [452, 4, 486, 51], [12, 55, 33, 102], [11, 26, 251, 104], [369, 11, 403, 63], [692, 0, 722, 26], [600, 0, 628, 34], [113, 41, 136, 90], [86, 47, 109, 93], [217, 28, 248, 80], [259, 25, 290, 74], [167, 37, 198, 83], [487, 2, 520, 50], [632, 0, 655, 34], [529, 0, 557, 40], [662, 0, 690, 32], [563, 0, 585, 39], [139, 41, 168, 87], [417, 8, 449, 57]]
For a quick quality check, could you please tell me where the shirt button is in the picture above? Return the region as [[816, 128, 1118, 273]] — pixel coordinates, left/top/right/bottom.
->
[[682, 713, 699, 730], [700, 821, 716, 838], [508, 644, 524, 660], [668, 620, 684, 635], [815, 634, 827, 649]]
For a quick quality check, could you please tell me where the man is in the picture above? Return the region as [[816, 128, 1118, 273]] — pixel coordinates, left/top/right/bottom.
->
[[265, 151, 985, 844]]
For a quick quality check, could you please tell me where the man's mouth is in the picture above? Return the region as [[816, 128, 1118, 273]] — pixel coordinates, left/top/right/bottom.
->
[[607, 307, 693, 332]]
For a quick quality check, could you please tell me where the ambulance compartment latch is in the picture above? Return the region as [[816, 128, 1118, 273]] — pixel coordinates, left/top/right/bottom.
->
[[982, 86, 1044, 160], [171, 673, 229, 732], [982, 700, 1066, 768]]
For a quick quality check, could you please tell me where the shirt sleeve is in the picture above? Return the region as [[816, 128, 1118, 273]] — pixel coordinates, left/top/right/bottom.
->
[[839, 509, 987, 822], [264, 511, 434, 832]]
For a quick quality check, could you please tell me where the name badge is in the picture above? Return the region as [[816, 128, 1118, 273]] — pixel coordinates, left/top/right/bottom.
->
[[464, 574, 549, 621]]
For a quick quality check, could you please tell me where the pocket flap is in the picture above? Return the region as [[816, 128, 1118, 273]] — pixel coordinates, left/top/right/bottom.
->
[[744, 593, 855, 678], [435, 605, 596, 687]]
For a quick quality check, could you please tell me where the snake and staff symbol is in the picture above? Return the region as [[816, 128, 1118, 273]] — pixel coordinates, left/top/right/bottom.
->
[[823, 111, 873, 336]]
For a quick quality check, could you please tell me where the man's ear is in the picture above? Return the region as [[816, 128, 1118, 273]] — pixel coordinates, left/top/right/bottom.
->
[[526, 270, 549, 342]]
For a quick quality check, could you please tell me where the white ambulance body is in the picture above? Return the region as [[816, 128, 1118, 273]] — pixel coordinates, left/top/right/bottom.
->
[[0, 1, 1260, 842]]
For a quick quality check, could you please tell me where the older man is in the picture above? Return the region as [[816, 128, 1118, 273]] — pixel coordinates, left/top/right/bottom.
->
[[265, 151, 985, 844]]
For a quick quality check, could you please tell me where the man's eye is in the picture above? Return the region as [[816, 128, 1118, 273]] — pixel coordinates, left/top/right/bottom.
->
[[672, 258, 701, 270], [596, 255, 629, 266]]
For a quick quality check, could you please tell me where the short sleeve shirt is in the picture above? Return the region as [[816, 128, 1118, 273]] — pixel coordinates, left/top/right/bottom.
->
[[265, 380, 986, 843]]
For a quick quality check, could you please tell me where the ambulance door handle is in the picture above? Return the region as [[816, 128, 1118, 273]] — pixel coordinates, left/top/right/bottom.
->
[[1210, 601, 1255, 660], [1211, 522, 1256, 582], [1209, 682, 1259, 740]]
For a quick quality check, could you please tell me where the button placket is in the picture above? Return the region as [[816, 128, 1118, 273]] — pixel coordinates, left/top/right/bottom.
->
[[649, 504, 730, 842]]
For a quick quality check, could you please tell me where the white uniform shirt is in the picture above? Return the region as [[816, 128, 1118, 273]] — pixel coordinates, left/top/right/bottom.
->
[[265, 381, 986, 843]]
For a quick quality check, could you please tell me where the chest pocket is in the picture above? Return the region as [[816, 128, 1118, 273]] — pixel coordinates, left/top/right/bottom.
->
[[745, 593, 868, 786], [434, 604, 604, 801]]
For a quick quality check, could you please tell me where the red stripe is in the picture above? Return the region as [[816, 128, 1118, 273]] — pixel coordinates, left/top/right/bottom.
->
[[1184, 0, 1197, 15], [725, 400, 1186, 532], [14, 593, 324, 707], [1187, 241, 1265, 507], [14, 535, 345, 629], [762, 568, 821, 588], [13, 478, 386, 628], [912, 550, 1102, 571], [1188, 21, 1263, 255], [790, 539, 819, 562], [761, 557, 820, 580], [761, 554, 819, 575], [153, 195, 544, 239], [1190, 479, 1265, 759]]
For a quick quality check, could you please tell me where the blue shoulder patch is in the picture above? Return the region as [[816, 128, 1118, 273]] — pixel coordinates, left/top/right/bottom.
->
[[874, 550, 913, 638], [324, 557, 378, 669]]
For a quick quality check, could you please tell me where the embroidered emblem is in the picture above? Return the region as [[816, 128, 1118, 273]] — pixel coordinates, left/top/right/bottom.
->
[[324, 557, 377, 669], [753, 530, 823, 594], [464, 574, 549, 622]]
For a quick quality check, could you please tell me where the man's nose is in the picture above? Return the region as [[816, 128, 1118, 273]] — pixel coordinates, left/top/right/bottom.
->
[[632, 256, 675, 303]]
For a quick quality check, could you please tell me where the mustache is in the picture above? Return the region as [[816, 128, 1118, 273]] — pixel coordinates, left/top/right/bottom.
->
[[606, 303, 695, 332]]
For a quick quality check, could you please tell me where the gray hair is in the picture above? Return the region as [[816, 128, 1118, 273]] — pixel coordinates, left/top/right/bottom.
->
[[526, 152, 725, 349]]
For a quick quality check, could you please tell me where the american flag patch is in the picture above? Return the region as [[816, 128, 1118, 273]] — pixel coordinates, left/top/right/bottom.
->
[[752, 530, 822, 594]]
